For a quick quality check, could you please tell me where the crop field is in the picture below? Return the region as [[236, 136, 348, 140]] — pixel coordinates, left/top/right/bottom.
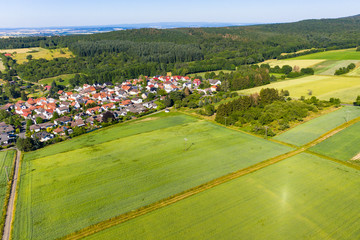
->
[[264, 59, 325, 69], [346, 64, 360, 77], [188, 70, 233, 78], [310, 121, 360, 162], [238, 75, 360, 103], [38, 73, 78, 86], [274, 106, 360, 146], [0, 150, 15, 229], [315, 60, 360, 75], [292, 48, 360, 60], [13, 112, 292, 240], [84, 153, 360, 240], [0, 47, 73, 64]]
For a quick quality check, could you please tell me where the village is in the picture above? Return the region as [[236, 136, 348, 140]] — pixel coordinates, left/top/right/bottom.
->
[[0, 75, 221, 146]]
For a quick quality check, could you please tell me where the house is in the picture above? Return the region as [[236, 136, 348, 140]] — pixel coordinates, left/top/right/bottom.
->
[[131, 98, 143, 104], [209, 79, 222, 86], [0, 123, 14, 134], [86, 106, 102, 115], [120, 99, 132, 107], [211, 85, 218, 92], [0, 103, 14, 111], [193, 79, 201, 87], [101, 103, 116, 111], [53, 126, 69, 135], [33, 131, 54, 142], [56, 106, 69, 115], [54, 116, 72, 125], [0, 134, 16, 145], [44, 85, 51, 91], [71, 119, 85, 128], [113, 110, 128, 118], [30, 125, 41, 132]]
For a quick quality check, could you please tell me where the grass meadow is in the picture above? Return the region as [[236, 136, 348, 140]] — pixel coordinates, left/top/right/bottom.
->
[[310, 121, 360, 161], [38, 73, 78, 86], [13, 113, 291, 239], [0, 47, 73, 64], [264, 59, 325, 69], [238, 75, 360, 103], [292, 48, 360, 60], [274, 106, 360, 146], [84, 153, 360, 240]]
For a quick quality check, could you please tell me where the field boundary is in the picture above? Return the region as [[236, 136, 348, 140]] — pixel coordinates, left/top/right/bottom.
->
[[306, 150, 360, 171]]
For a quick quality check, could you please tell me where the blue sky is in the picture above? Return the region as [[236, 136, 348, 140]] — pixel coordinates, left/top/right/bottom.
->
[[1, 0, 360, 28]]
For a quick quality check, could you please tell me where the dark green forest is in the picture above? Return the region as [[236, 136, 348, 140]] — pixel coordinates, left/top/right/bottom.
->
[[1, 15, 360, 83]]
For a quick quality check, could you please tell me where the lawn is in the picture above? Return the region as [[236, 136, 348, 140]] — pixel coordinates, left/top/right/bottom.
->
[[38, 73, 78, 86], [0, 47, 73, 64], [13, 112, 292, 240], [0, 150, 15, 230], [84, 153, 360, 240], [292, 48, 360, 60], [274, 106, 360, 146], [310, 121, 360, 161], [238, 75, 360, 103]]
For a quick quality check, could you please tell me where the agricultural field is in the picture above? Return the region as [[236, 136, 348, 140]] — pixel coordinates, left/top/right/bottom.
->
[[84, 153, 360, 240], [0, 150, 15, 229], [310, 121, 360, 162], [263, 59, 325, 69], [0, 47, 73, 64], [13, 112, 292, 240], [38, 73, 78, 86], [314, 60, 360, 75], [274, 106, 360, 146], [238, 75, 360, 103], [292, 48, 360, 60]]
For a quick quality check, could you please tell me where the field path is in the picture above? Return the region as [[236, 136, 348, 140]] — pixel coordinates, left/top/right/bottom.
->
[[2, 149, 20, 240], [62, 116, 360, 240]]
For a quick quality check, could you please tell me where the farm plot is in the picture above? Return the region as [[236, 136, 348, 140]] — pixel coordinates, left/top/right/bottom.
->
[[315, 60, 360, 75], [0, 150, 15, 231], [310, 120, 360, 162], [292, 48, 360, 60], [274, 106, 360, 146], [239, 75, 360, 103], [264, 59, 325, 69], [84, 153, 360, 240], [13, 113, 291, 240]]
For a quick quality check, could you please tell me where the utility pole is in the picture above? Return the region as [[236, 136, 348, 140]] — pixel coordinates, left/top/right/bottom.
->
[[4, 166, 9, 182]]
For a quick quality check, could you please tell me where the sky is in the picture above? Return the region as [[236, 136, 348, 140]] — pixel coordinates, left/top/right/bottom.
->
[[1, 0, 360, 28]]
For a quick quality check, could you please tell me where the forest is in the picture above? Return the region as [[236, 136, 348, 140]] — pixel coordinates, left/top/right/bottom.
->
[[1, 15, 360, 82]]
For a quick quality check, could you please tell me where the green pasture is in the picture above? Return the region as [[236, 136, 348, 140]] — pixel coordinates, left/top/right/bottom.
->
[[239, 75, 360, 103], [310, 120, 360, 161], [292, 48, 360, 60], [85, 153, 360, 240], [314, 60, 360, 75], [13, 113, 291, 240], [0, 150, 15, 216], [188, 70, 233, 78], [38, 73, 78, 86], [274, 106, 360, 146]]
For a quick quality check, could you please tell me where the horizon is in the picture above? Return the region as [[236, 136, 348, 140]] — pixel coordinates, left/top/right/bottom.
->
[[0, 0, 359, 28]]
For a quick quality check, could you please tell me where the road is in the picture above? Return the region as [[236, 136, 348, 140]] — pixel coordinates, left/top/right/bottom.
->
[[2, 149, 21, 240]]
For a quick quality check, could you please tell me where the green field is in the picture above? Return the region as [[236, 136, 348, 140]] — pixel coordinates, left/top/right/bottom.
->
[[0, 59, 4, 71], [0, 47, 73, 64], [188, 70, 233, 78], [274, 106, 360, 146], [238, 75, 360, 103], [38, 73, 78, 86], [264, 59, 325, 69], [292, 48, 360, 60], [314, 60, 360, 75], [0, 150, 15, 229], [310, 121, 360, 161], [84, 153, 360, 240], [14, 112, 292, 240]]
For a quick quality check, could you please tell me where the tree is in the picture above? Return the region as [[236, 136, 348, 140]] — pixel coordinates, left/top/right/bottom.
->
[[184, 87, 191, 96], [102, 111, 115, 123], [21, 91, 28, 101], [164, 96, 174, 107], [26, 55, 33, 61], [35, 117, 43, 124], [260, 88, 281, 105], [281, 65, 292, 75], [16, 138, 34, 152], [354, 95, 360, 106], [204, 104, 215, 116]]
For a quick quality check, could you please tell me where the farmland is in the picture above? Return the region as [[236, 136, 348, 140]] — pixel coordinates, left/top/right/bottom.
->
[[310, 121, 360, 162], [13, 112, 292, 239], [263, 59, 325, 69], [274, 106, 360, 146], [84, 153, 360, 240], [0, 150, 15, 231], [238, 75, 360, 103], [292, 48, 360, 60], [0, 47, 73, 64]]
